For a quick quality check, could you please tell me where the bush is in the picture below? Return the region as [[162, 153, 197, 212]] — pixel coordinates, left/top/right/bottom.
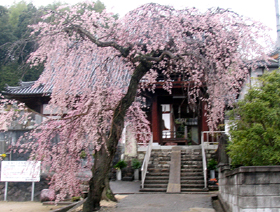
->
[[131, 158, 141, 169], [207, 158, 218, 170], [71, 196, 81, 202], [227, 70, 280, 166], [113, 160, 127, 170]]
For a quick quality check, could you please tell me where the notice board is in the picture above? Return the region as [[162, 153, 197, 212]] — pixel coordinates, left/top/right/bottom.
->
[[1, 161, 41, 182]]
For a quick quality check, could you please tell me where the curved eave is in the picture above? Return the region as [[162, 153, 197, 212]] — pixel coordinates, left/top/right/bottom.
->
[[2, 80, 52, 97]]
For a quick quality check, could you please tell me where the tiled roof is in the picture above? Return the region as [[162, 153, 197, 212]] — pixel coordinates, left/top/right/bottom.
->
[[3, 56, 278, 96], [3, 81, 51, 96], [252, 58, 279, 68]]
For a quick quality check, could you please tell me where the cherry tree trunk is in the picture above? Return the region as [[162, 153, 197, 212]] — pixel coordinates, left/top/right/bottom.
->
[[83, 144, 117, 211], [101, 174, 117, 202], [83, 62, 151, 211]]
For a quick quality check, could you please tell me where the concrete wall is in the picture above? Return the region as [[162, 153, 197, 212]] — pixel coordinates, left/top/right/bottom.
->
[[219, 166, 280, 212]]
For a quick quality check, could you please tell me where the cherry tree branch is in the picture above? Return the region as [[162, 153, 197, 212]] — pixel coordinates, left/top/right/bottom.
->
[[64, 25, 132, 58]]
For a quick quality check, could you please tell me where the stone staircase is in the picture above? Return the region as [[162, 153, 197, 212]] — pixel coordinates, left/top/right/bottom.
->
[[139, 149, 171, 192], [140, 146, 207, 193], [181, 148, 205, 192]]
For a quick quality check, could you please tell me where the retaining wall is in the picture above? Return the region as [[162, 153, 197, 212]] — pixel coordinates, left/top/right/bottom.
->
[[219, 166, 280, 212]]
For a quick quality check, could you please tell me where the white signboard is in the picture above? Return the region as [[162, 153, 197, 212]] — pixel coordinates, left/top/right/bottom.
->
[[1, 161, 41, 182]]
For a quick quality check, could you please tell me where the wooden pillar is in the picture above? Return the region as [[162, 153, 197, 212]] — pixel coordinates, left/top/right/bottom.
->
[[151, 96, 161, 144], [201, 101, 209, 132], [201, 101, 209, 144]]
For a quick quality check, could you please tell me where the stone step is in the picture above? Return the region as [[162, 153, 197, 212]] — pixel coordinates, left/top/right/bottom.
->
[[181, 153, 201, 157], [181, 151, 202, 154], [181, 168, 203, 172], [181, 176, 204, 180], [142, 148, 207, 193], [150, 156, 171, 159], [145, 176, 169, 180], [181, 164, 203, 168], [181, 172, 203, 176], [181, 188, 208, 192], [181, 180, 204, 184], [181, 160, 202, 164], [181, 156, 202, 161], [148, 164, 170, 169], [150, 151, 171, 156], [181, 184, 204, 188], [146, 172, 169, 176], [145, 180, 169, 184], [144, 184, 168, 188], [181, 159, 202, 162], [147, 168, 169, 173], [158, 161, 171, 164], [181, 151, 202, 155], [139, 188, 167, 192]]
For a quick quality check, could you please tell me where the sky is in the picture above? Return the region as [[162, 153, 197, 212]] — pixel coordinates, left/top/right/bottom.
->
[[2, 0, 278, 41]]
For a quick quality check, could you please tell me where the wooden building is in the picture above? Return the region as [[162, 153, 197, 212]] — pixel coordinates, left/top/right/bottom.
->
[[3, 73, 211, 146]]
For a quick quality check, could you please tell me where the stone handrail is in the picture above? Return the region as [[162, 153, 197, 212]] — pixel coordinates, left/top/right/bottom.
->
[[141, 134, 153, 189]]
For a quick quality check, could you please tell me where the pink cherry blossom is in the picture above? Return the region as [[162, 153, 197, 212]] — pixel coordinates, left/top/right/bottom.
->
[[0, 3, 272, 210]]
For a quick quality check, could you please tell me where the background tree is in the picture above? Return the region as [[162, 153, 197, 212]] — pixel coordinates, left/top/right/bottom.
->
[[0, 5, 19, 90], [8, 0, 28, 28], [0, 1, 42, 91], [1, 2, 272, 211], [0, 1, 107, 92], [228, 70, 280, 166]]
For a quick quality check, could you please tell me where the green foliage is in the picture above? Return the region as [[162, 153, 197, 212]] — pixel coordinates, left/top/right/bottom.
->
[[131, 158, 141, 169], [0, 6, 17, 63], [14, 3, 41, 39], [0, 62, 21, 91], [207, 158, 218, 170], [8, 0, 28, 28], [0, 6, 16, 44], [80, 150, 86, 159], [227, 70, 280, 166], [0, 2, 45, 93], [113, 160, 127, 170], [0, 0, 108, 94], [84, 0, 105, 13], [71, 196, 81, 202], [94, 0, 106, 13]]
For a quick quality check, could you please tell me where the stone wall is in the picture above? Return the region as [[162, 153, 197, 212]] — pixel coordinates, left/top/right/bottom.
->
[[0, 130, 51, 202], [0, 173, 50, 201], [205, 148, 217, 161], [219, 166, 280, 212]]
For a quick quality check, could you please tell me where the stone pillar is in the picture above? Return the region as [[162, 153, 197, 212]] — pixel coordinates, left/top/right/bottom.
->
[[124, 125, 137, 157]]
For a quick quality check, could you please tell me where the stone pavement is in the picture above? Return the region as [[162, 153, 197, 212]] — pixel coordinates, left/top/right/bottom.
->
[[108, 180, 216, 212]]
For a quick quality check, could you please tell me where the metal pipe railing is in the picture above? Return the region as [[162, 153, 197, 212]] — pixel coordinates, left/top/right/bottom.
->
[[201, 131, 225, 144], [141, 134, 153, 189], [200, 137, 208, 189], [162, 130, 185, 139], [201, 131, 225, 189]]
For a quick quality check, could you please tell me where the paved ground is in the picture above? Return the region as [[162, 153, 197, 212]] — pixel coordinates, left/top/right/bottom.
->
[[110, 180, 141, 194], [102, 180, 216, 212], [99, 193, 215, 212], [0, 181, 217, 212]]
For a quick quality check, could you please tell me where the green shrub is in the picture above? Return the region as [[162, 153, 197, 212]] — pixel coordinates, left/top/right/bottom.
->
[[227, 70, 280, 166], [113, 160, 127, 170], [207, 158, 218, 170], [71, 196, 81, 202], [131, 158, 141, 169]]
